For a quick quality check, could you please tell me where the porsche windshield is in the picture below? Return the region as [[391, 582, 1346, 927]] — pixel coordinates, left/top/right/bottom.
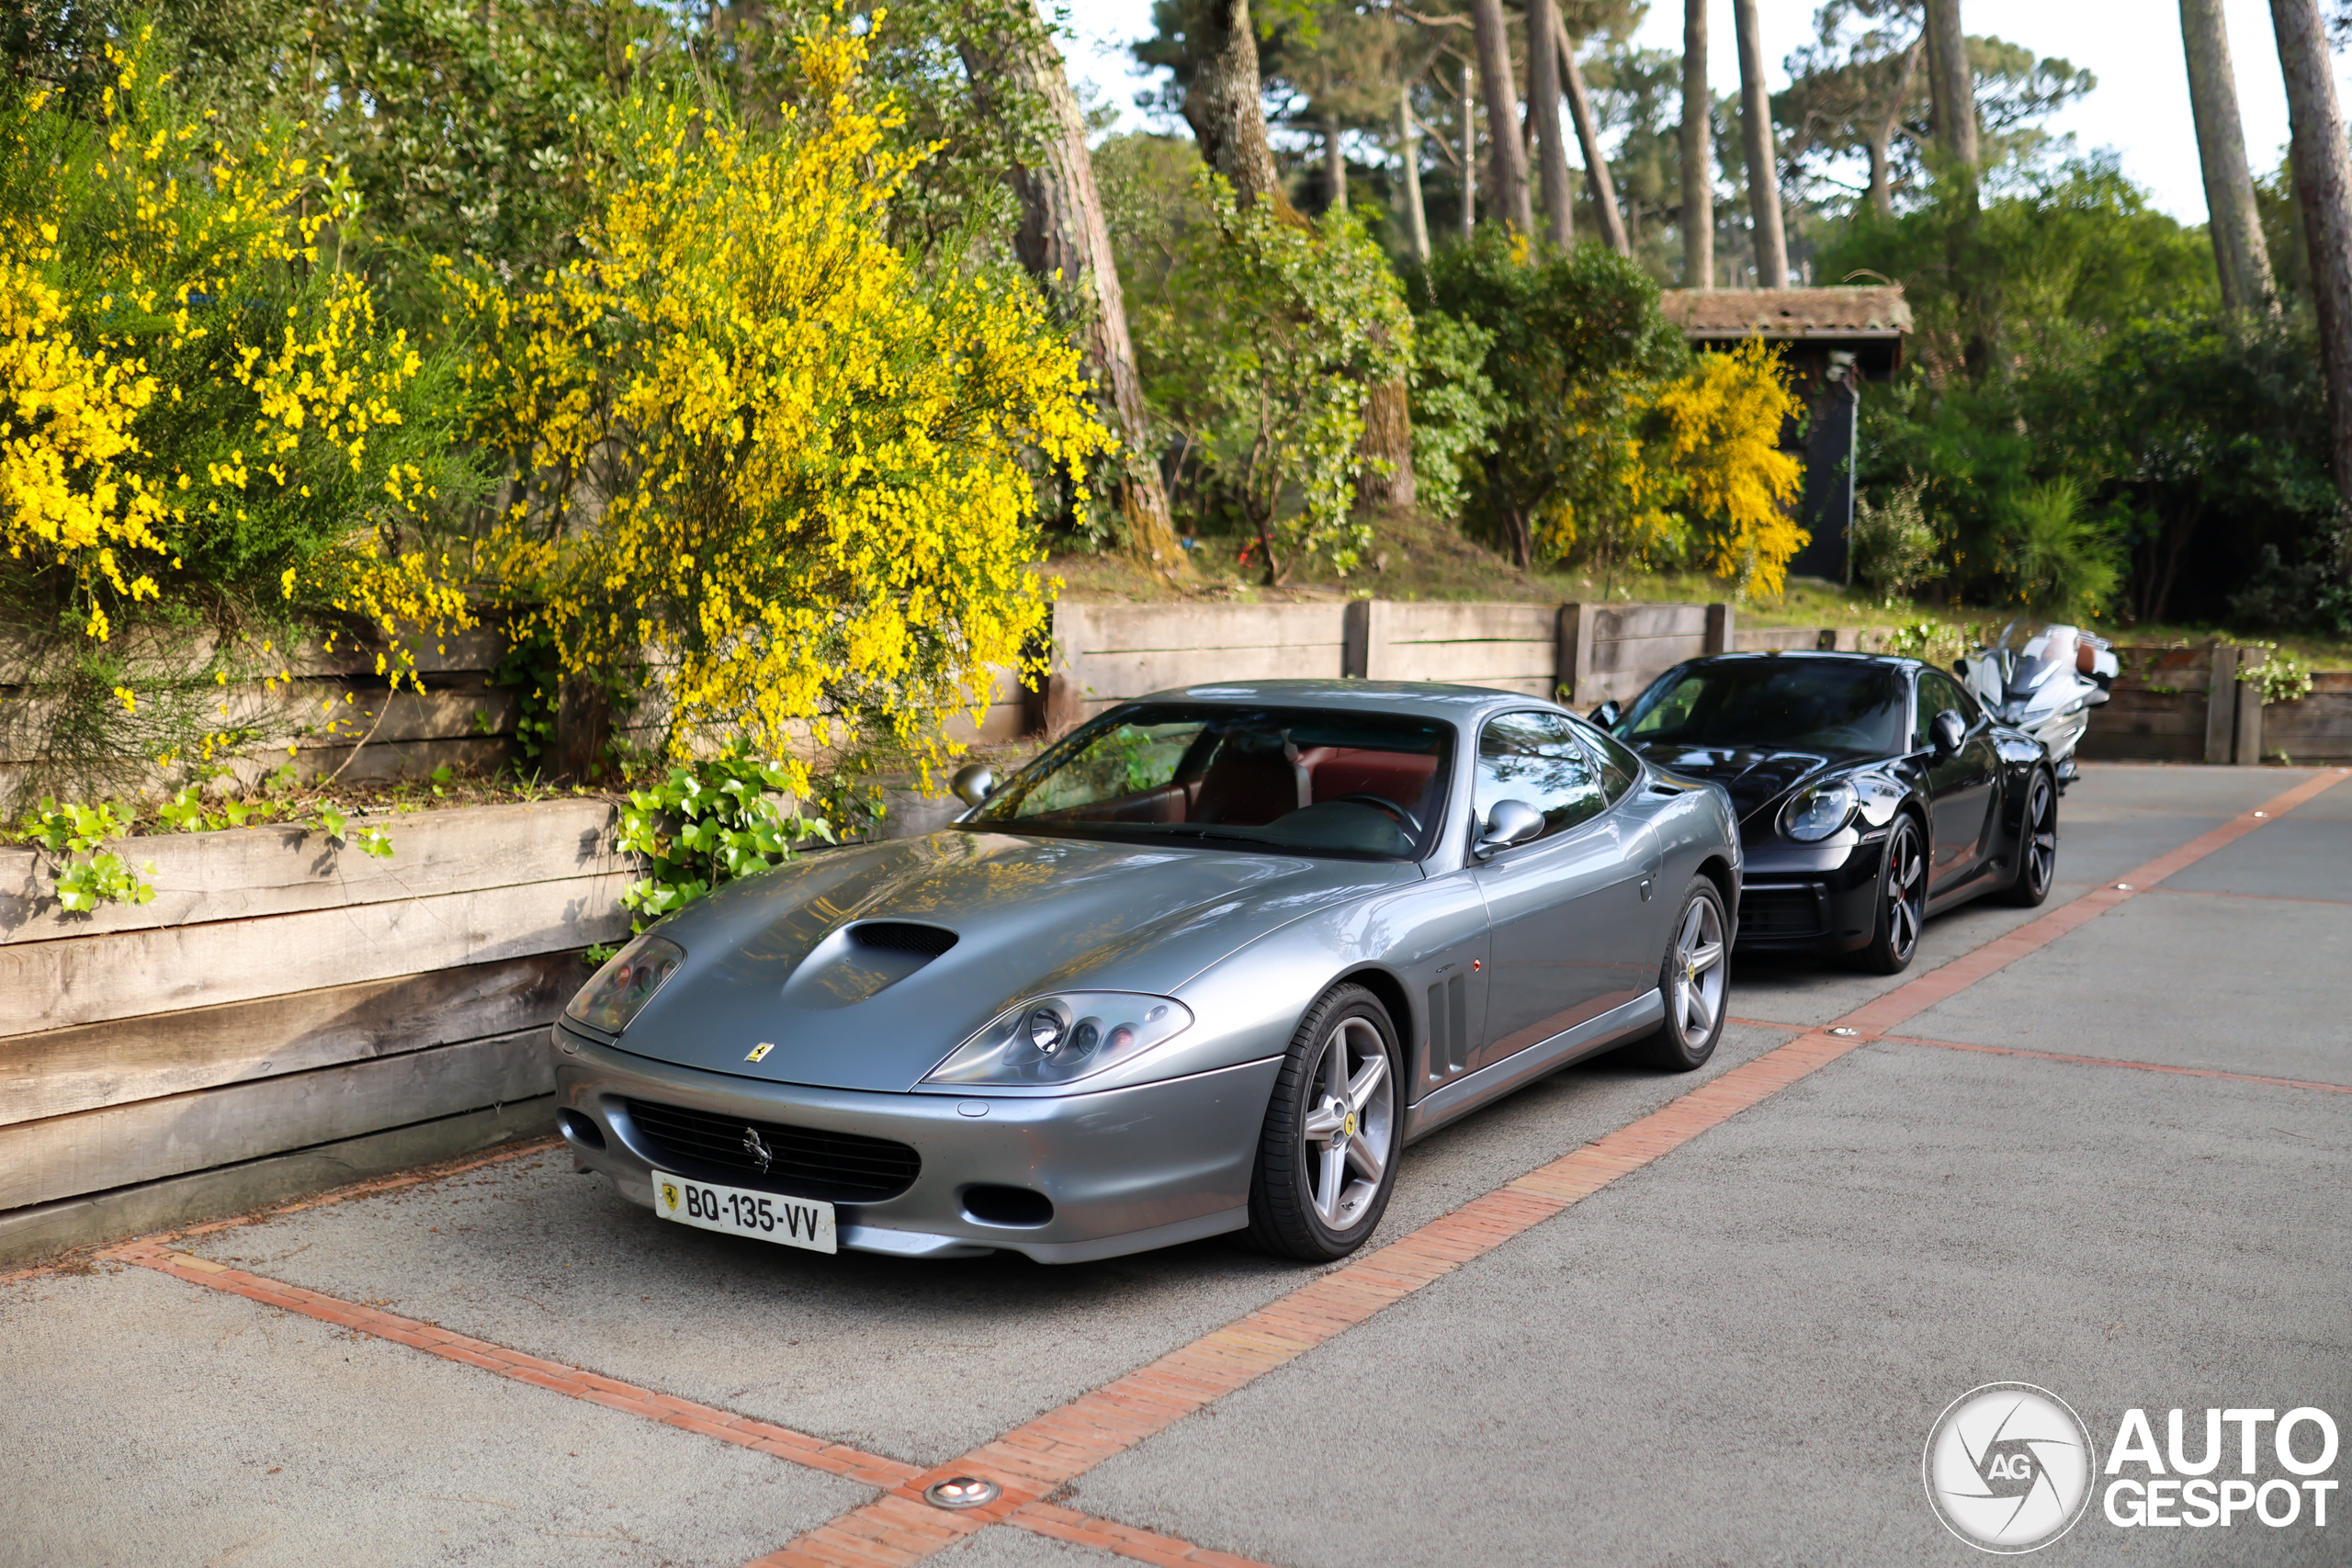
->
[[1617, 661, 1907, 755], [964, 705, 1453, 860]]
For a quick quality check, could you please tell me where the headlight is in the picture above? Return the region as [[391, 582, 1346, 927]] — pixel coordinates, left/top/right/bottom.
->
[[924, 992, 1194, 1088], [1781, 781, 1859, 842], [565, 933, 684, 1033]]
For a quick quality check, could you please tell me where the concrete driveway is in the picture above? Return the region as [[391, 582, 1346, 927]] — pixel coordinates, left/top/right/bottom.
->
[[5, 763, 2346, 1568]]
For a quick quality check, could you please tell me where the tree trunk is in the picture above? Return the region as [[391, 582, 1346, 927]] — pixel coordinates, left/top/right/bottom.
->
[[1461, 61, 1477, 238], [1681, 0, 1713, 289], [1399, 85, 1430, 261], [1553, 12, 1629, 256], [1865, 39, 1923, 218], [1924, 0, 1977, 175], [963, 31, 1185, 571], [1182, 0, 1287, 214], [1324, 108, 1347, 212], [1527, 0, 1573, 248], [2183, 0, 2276, 310], [2271, 0, 2352, 509], [1730, 0, 1788, 287], [1466, 0, 1533, 234]]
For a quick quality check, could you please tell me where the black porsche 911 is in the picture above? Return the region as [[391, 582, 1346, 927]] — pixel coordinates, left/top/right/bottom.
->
[[1595, 652, 2056, 973]]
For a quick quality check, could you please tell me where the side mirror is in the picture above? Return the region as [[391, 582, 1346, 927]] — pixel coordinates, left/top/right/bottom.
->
[[1589, 700, 1622, 728], [1930, 710, 1965, 757], [951, 762, 998, 807], [1473, 798, 1545, 860]]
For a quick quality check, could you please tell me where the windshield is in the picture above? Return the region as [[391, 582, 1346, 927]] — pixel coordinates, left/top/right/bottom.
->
[[1615, 660, 1907, 755], [964, 704, 1453, 860], [2001, 625, 2083, 701]]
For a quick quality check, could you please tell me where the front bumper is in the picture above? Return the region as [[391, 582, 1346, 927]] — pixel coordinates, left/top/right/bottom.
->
[[551, 1023, 1278, 1263], [1734, 835, 1885, 954]]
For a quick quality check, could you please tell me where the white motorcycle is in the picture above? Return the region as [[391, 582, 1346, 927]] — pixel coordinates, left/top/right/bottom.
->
[[1953, 622, 2120, 789]]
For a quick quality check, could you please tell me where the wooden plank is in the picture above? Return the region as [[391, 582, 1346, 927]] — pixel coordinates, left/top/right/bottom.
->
[[2204, 646, 2239, 763], [1, 872, 632, 1035], [1380, 640, 1557, 684], [1374, 602, 1560, 645], [0, 1098, 553, 1269], [1, 953, 579, 1125], [1736, 626, 1825, 651], [1067, 643, 1347, 701], [1589, 632, 1708, 674], [1590, 604, 1709, 642], [0, 799, 621, 944], [1055, 602, 1349, 656], [0, 1030, 555, 1212]]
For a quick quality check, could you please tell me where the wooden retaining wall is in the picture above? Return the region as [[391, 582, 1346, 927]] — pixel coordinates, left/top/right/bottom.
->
[[2079, 645, 2352, 766], [0, 799, 628, 1265]]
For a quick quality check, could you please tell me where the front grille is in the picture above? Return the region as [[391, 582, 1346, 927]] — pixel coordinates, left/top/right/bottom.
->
[[1737, 885, 1825, 939], [623, 1100, 921, 1202]]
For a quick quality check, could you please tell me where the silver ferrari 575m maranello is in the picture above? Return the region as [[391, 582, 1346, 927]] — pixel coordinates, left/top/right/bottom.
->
[[551, 680, 1741, 1265]]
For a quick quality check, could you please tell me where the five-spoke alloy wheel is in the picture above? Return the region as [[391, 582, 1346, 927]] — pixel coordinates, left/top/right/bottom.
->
[[2001, 769, 2058, 907], [1860, 816, 1928, 974], [1248, 984, 1401, 1260], [1634, 878, 1730, 1071]]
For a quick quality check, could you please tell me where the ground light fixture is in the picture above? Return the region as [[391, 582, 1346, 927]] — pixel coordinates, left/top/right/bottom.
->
[[923, 1476, 1001, 1509]]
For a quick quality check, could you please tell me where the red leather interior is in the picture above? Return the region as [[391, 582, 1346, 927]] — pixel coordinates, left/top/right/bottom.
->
[[1306, 747, 1439, 810], [1193, 741, 1310, 824]]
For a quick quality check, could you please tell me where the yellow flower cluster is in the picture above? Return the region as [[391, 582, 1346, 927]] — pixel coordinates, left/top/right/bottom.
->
[[0, 38, 470, 695], [457, 23, 1108, 789], [1650, 338, 1807, 596]]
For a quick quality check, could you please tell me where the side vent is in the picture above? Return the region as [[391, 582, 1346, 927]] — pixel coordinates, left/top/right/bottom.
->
[[1427, 973, 1470, 1080], [849, 922, 958, 957]]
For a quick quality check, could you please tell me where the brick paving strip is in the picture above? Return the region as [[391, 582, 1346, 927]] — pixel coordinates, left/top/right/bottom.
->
[[93, 767, 2346, 1568]]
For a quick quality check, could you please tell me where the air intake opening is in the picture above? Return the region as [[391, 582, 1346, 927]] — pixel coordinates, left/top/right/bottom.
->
[[961, 1185, 1054, 1228], [850, 921, 959, 957], [559, 1110, 606, 1151]]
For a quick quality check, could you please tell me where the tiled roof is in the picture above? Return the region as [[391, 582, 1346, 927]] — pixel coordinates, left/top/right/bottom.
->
[[1657, 285, 1912, 339]]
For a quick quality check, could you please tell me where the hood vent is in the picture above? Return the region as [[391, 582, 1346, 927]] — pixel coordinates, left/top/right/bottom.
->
[[849, 921, 958, 956]]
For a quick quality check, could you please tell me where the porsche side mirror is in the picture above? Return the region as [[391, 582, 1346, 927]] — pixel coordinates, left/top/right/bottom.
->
[[1474, 799, 1545, 860], [1930, 710, 1965, 757], [1589, 700, 1622, 728], [951, 763, 998, 807]]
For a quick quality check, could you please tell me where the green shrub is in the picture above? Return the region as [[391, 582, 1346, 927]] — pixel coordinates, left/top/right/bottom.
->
[[1851, 482, 1939, 604]]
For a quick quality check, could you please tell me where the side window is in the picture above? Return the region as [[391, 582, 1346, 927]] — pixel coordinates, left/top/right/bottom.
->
[[1476, 713, 1608, 839], [1577, 720, 1641, 802], [1912, 671, 1971, 748]]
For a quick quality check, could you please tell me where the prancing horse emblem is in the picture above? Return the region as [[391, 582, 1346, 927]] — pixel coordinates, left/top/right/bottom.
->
[[741, 1126, 775, 1174]]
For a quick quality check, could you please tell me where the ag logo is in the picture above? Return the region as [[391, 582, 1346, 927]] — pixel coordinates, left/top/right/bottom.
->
[[660, 1179, 682, 1213], [1924, 1382, 2096, 1553]]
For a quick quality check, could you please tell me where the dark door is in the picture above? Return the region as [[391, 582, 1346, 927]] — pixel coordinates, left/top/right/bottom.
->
[[1468, 713, 1660, 1072], [1913, 669, 1998, 890]]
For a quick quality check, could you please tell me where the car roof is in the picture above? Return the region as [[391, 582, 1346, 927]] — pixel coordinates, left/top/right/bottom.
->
[[1137, 679, 1555, 723], [1686, 649, 1925, 669]]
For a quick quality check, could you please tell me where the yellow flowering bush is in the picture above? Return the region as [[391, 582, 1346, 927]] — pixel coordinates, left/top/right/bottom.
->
[[455, 25, 1107, 793], [1649, 338, 1806, 596], [0, 35, 481, 793]]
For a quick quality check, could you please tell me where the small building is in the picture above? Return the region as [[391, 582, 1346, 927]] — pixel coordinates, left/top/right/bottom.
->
[[1655, 286, 1913, 586]]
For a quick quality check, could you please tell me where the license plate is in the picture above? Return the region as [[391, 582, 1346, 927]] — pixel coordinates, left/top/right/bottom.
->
[[652, 1172, 836, 1254]]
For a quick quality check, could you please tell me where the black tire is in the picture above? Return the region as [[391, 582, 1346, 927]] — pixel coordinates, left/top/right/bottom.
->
[[1245, 984, 1402, 1262], [1999, 768, 2058, 907], [1630, 878, 1731, 1071], [1855, 814, 1928, 975]]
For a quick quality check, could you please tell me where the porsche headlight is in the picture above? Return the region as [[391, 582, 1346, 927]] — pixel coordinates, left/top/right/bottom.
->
[[565, 933, 684, 1034], [924, 992, 1194, 1088], [1781, 781, 1860, 842]]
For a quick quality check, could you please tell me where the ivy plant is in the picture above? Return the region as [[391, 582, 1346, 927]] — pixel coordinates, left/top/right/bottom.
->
[[608, 748, 834, 947], [15, 800, 156, 913]]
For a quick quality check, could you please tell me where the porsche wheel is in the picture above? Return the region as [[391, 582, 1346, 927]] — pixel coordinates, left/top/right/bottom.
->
[[1857, 815, 1927, 975], [1999, 769, 2058, 907], [1246, 984, 1400, 1262], [1632, 879, 1729, 1071]]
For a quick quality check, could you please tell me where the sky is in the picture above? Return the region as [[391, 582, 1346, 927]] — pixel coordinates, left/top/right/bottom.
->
[[1055, 0, 2352, 225]]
